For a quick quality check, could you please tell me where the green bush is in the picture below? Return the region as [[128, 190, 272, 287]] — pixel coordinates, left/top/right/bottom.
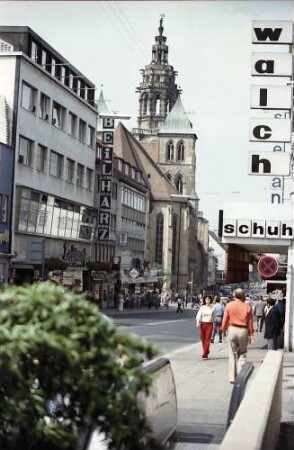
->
[[0, 282, 159, 450]]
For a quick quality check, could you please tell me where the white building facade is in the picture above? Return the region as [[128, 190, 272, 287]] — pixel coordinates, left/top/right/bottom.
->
[[0, 27, 97, 287]]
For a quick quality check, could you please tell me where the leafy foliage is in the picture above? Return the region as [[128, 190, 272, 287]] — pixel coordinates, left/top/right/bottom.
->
[[0, 282, 158, 450]]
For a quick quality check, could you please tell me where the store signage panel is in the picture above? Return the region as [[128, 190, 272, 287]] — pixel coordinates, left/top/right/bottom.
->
[[251, 53, 292, 77], [98, 119, 114, 242], [249, 118, 291, 142], [223, 218, 294, 239], [250, 85, 292, 110], [248, 152, 291, 176], [252, 21, 293, 44]]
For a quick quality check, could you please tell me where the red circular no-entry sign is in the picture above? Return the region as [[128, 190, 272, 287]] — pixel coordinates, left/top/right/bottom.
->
[[257, 256, 279, 278]]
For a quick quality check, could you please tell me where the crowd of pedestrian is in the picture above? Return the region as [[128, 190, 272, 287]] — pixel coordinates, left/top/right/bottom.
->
[[194, 288, 286, 383]]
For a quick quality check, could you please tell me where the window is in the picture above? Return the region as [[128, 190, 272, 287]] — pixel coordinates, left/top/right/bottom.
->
[[30, 41, 38, 61], [78, 119, 86, 143], [0, 194, 8, 223], [21, 82, 36, 112], [175, 174, 183, 194], [66, 158, 75, 183], [60, 66, 66, 84], [68, 112, 77, 137], [88, 125, 95, 148], [171, 214, 178, 272], [177, 141, 185, 161], [49, 151, 63, 178], [36, 144, 47, 172], [41, 49, 47, 68], [52, 102, 65, 129], [166, 141, 174, 160], [86, 168, 93, 190], [76, 164, 84, 187], [155, 213, 164, 265], [166, 172, 172, 181], [51, 57, 56, 76], [40, 93, 49, 120], [19, 136, 33, 166]]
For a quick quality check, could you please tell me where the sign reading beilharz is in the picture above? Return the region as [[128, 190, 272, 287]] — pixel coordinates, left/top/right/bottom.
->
[[98, 117, 115, 241]]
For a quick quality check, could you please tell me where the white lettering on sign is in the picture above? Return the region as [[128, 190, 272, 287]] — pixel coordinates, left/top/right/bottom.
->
[[223, 219, 294, 239], [252, 21, 293, 44], [249, 118, 291, 142], [248, 152, 291, 176], [251, 53, 292, 77], [251, 85, 292, 110]]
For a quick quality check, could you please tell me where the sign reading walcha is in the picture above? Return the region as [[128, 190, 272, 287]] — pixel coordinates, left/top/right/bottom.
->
[[249, 20, 293, 200]]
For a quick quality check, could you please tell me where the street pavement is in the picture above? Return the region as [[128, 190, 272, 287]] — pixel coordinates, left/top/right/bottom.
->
[[103, 305, 294, 449]]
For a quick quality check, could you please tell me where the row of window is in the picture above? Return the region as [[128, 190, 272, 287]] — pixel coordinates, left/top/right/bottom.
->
[[30, 39, 95, 106], [166, 140, 185, 161], [0, 194, 8, 224], [18, 188, 95, 240], [120, 217, 146, 239], [21, 81, 96, 147], [121, 186, 146, 212], [19, 136, 94, 191]]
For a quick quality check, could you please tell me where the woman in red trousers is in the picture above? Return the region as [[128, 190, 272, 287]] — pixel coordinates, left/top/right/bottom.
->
[[196, 295, 215, 359]]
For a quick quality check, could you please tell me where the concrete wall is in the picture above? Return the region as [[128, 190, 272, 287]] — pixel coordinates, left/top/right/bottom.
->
[[220, 350, 283, 450]]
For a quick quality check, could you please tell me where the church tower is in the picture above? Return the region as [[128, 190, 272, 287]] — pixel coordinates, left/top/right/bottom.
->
[[135, 17, 181, 132], [134, 18, 198, 210]]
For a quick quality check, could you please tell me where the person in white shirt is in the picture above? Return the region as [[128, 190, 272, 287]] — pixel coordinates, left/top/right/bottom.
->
[[196, 295, 216, 359]]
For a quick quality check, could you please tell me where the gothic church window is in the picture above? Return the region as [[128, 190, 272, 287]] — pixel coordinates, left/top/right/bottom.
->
[[175, 174, 183, 194], [177, 141, 185, 161], [166, 141, 174, 161], [155, 213, 164, 265], [171, 214, 177, 272], [166, 172, 172, 181]]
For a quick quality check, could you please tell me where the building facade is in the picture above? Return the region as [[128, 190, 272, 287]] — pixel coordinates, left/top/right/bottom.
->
[[0, 27, 97, 288]]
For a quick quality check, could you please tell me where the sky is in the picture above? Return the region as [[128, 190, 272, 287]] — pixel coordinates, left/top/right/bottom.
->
[[1, 0, 293, 230]]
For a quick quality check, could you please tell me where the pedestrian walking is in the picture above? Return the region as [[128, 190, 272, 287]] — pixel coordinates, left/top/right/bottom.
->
[[196, 295, 215, 359], [176, 295, 183, 314], [221, 288, 254, 383], [211, 296, 225, 343], [253, 297, 266, 332], [264, 298, 282, 350]]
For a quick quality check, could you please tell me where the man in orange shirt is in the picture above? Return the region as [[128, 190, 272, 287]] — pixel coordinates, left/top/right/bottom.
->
[[221, 288, 254, 383]]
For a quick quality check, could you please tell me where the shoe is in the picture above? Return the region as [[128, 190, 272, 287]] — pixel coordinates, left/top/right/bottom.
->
[[211, 340, 214, 343], [219, 341, 222, 343], [202, 356, 208, 359]]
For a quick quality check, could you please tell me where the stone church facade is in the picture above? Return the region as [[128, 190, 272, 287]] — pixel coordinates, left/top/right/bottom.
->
[[132, 19, 208, 295]]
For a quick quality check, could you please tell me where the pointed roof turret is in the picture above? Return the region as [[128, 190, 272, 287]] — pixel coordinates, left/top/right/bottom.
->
[[97, 88, 109, 115], [159, 96, 196, 135]]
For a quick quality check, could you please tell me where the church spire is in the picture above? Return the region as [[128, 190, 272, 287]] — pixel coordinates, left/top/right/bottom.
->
[[135, 18, 180, 132], [152, 15, 168, 64]]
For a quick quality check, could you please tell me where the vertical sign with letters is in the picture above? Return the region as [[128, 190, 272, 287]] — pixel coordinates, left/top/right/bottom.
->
[[98, 117, 115, 241], [250, 20, 293, 204]]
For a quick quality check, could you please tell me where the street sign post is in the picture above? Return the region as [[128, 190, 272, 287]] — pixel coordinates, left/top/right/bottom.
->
[[257, 256, 279, 278]]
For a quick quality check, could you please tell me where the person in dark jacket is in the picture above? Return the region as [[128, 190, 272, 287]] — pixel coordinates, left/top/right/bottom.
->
[[264, 299, 282, 350]]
